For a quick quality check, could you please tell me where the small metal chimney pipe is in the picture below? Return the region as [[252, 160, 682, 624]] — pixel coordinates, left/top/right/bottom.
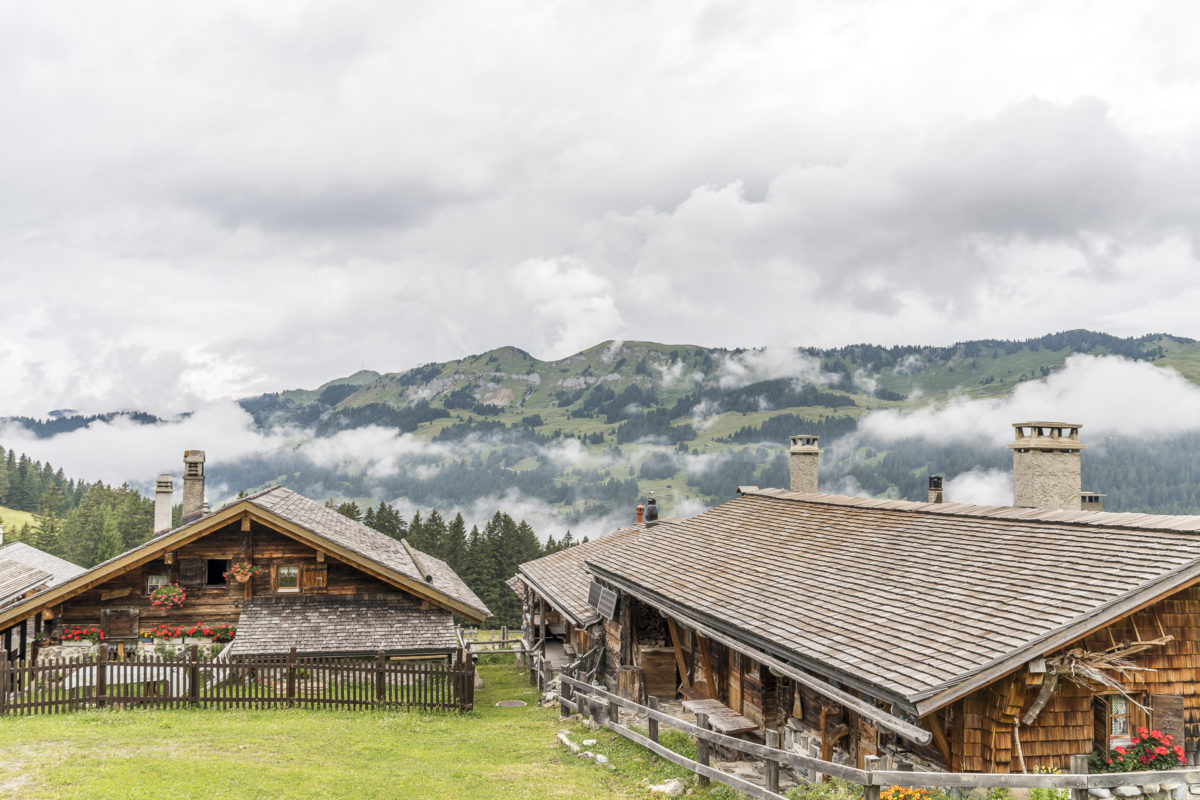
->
[[645, 495, 659, 526], [181, 450, 206, 523], [788, 435, 821, 494], [928, 475, 944, 504], [154, 474, 174, 536]]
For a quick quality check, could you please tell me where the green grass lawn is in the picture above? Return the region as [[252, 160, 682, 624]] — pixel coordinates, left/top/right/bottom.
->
[[0, 505, 36, 534], [0, 660, 728, 800]]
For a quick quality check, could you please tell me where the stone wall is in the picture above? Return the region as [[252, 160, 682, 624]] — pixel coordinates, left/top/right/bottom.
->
[[1089, 780, 1199, 800]]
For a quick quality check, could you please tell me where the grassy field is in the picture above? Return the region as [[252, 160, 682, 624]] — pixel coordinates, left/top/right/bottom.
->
[[0, 659, 732, 800], [0, 505, 36, 535]]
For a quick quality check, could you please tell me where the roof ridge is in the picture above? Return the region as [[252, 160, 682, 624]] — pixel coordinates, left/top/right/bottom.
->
[[738, 488, 1200, 534]]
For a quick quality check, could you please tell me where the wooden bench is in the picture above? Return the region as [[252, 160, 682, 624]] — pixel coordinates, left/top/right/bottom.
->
[[682, 697, 759, 737]]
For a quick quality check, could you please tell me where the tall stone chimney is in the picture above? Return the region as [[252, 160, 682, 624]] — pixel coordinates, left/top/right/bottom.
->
[[1008, 422, 1085, 510], [154, 474, 174, 536], [181, 450, 206, 523], [788, 435, 821, 494], [928, 475, 944, 504]]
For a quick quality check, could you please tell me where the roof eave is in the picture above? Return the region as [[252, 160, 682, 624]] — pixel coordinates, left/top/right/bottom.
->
[[515, 566, 599, 629]]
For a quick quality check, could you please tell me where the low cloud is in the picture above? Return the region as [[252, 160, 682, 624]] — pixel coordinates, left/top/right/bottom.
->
[[856, 355, 1200, 445], [944, 468, 1012, 506], [716, 347, 830, 389]]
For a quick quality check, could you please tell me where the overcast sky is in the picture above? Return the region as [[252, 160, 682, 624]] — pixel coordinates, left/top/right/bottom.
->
[[2, 2, 1199, 417]]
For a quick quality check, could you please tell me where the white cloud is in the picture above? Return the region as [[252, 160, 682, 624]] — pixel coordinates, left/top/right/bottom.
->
[[857, 355, 1200, 445], [716, 348, 829, 389], [945, 468, 1012, 506]]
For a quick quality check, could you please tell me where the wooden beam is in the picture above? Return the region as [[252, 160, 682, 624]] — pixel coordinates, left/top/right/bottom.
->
[[100, 587, 133, 602], [696, 634, 718, 698], [667, 617, 691, 690], [921, 712, 953, 769]]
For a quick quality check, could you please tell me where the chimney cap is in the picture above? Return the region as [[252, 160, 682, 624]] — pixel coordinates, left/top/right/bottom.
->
[[789, 434, 821, 451], [1008, 422, 1086, 451]]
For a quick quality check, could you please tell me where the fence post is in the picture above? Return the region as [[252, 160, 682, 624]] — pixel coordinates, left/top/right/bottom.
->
[[608, 695, 619, 726], [696, 711, 710, 787], [286, 647, 297, 707], [766, 729, 781, 794], [375, 650, 386, 708], [809, 739, 825, 784], [96, 645, 108, 708], [188, 644, 200, 706], [1071, 753, 1089, 800], [530, 655, 539, 687], [864, 756, 880, 800], [647, 696, 659, 743], [0, 650, 7, 715]]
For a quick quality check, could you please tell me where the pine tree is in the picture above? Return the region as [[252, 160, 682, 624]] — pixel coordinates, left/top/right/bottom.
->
[[443, 513, 467, 573]]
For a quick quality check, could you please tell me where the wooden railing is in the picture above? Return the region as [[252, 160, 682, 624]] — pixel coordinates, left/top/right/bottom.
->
[[0, 646, 475, 715], [558, 674, 1197, 800]]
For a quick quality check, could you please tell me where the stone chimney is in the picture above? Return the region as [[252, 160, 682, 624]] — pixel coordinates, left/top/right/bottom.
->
[[154, 474, 174, 536], [1008, 422, 1085, 510], [1080, 492, 1106, 512], [788, 435, 821, 494], [181, 450, 206, 523], [928, 475, 943, 504]]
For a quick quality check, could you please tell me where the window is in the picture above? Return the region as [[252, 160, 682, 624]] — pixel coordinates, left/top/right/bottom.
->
[[1109, 695, 1131, 742], [277, 565, 300, 593], [147, 573, 170, 593], [206, 559, 229, 586]]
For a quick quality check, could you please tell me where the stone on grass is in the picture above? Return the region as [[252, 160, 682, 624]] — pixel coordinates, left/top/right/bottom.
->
[[583, 739, 597, 746], [649, 778, 687, 797], [594, 754, 609, 766]]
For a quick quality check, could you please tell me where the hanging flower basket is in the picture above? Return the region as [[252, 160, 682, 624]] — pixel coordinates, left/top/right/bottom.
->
[[223, 562, 262, 584], [150, 583, 187, 609]]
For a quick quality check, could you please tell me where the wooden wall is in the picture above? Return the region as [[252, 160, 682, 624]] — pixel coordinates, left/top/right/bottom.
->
[[57, 519, 399, 639], [950, 584, 1200, 773]]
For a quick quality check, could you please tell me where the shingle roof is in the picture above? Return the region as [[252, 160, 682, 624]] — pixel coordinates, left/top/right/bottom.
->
[[518, 526, 650, 627], [248, 488, 488, 619], [0, 542, 85, 587], [229, 594, 458, 656], [586, 489, 1200, 711], [0, 559, 51, 607]]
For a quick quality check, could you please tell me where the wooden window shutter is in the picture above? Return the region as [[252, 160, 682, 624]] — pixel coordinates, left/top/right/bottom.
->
[[301, 564, 328, 592], [102, 608, 139, 638], [1151, 694, 1185, 746], [179, 558, 204, 587]]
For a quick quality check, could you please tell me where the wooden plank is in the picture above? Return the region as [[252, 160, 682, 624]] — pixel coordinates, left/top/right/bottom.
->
[[697, 634, 718, 699], [604, 719, 790, 800], [667, 617, 691, 690]]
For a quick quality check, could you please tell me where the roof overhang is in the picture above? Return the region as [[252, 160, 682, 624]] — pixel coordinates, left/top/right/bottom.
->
[[515, 566, 600, 630], [912, 555, 1200, 716], [0, 498, 488, 630], [599, 572, 931, 745]]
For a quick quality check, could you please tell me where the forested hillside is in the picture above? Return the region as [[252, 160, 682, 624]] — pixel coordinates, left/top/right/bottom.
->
[[0, 445, 154, 567], [5, 329, 1200, 580]]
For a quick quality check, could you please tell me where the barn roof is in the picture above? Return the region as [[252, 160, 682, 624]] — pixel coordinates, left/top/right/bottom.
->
[[0, 543, 86, 587], [0, 559, 51, 608], [586, 488, 1200, 715], [229, 594, 458, 656], [517, 526, 657, 628]]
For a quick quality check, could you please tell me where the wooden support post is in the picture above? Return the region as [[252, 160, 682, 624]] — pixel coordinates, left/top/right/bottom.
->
[[538, 598, 546, 656], [530, 655, 539, 687], [96, 644, 108, 707], [766, 729, 781, 794], [864, 785, 880, 800], [809, 739, 825, 784], [188, 644, 200, 706], [608, 696, 619, 726], [375, 650, 386, 707], [0, 650, 7, 713], [1070, 753, 1089, 800], [648, 696, 660, 743], [666, 617, 691, 691], [696, 712, 711, 787], [286, 647, 297, 707], [17, 619, 27, 663], [2, 627, 11, 659], [697, 634, 717, 697]]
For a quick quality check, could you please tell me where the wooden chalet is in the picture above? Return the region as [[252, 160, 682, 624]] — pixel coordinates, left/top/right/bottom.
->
[[0, 485, 490, 661], [516, 426, 1200, 774]]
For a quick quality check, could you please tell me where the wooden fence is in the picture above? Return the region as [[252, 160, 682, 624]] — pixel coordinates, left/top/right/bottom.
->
[[558, 674, 1200, 800], [0, 646, 475, 716]]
